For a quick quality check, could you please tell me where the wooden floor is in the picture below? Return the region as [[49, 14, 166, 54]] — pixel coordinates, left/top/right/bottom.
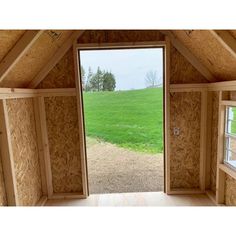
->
[[45, 192, 215, 206]]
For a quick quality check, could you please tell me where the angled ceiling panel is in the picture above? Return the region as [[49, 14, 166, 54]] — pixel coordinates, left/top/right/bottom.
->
[[0, 30, 25, 62], [170, 44, 209, 84], [172, 30, 236, 81], [0, 30, 72, 88], [229, 30, 236, 39]]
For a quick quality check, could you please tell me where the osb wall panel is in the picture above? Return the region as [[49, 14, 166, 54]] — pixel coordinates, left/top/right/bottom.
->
[[172, 30, 236, 81], [0, 30, 72, 88], [78, 30, 164, 43], [0, 30, 25, 62], [229, 30, 236, 40], [210, 92, 219, 193], [0, 155, 7, 206], [44, 96, 82, 193], [6, 98, 42, 206], [170, 92, 201, 189], [170, 44, 208, 84], [37, 48, 75, 89], [225, 174, 236, 206]]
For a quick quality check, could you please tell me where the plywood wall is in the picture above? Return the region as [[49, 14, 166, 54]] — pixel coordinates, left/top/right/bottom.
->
[[210, 92, 219, 193], [78, 30, 164, 44], [225, 174, 236, 206], [37, 42, 83, 194], [6, 98, 42, 206], [37, 48, 75, 89], [0, 155, 7, 206], [44, 96, 82, 194], [170, 44, 208, 84], [169, 92, 201, 189]]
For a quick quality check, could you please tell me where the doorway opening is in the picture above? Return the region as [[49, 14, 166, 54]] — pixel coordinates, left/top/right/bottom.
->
[[78, 46, 165, 194]]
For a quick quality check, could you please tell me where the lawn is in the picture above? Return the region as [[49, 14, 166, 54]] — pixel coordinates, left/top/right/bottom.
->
[[231, 107, 236, 134], [83, 88, 163, 153]]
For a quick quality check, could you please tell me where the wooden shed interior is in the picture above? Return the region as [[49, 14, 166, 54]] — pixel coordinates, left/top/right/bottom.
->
[[0, 30, 236, 206]]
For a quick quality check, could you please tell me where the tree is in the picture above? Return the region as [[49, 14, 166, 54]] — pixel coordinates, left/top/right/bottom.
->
[[84, 67, 116, 92], [80, 66, 86, 90], [90, 67, 104, 91], [145, 70, 162, 88], [102, 71, 116, 91], [85, 67, 93, 91]]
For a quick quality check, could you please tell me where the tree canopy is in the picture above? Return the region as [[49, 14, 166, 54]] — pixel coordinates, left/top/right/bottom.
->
[[83, 67, 116, 92]]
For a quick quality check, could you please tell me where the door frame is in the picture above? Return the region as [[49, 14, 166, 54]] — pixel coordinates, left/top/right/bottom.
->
[[73, 39, 171, 197]]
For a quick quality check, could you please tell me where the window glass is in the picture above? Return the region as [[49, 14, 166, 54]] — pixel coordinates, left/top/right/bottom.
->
[[226, 107, 236, 135], [225, 106, 236, 169]]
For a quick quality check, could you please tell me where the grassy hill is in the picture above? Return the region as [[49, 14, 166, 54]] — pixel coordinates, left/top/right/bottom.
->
[[83, 88, 163, 153]]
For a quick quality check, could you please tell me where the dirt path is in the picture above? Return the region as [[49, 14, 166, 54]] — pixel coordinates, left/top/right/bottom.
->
[[86, 137, 164, 194]]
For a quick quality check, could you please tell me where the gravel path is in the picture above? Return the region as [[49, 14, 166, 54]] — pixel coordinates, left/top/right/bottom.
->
[[86, 137, 164, 194]]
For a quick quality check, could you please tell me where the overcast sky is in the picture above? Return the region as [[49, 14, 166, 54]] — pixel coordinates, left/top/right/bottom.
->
[[79, 48, 163, 91]]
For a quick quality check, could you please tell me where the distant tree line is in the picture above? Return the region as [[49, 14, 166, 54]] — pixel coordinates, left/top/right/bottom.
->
[[81, 66, 116, 92]]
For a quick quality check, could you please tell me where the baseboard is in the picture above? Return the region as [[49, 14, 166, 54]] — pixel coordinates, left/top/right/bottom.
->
[[48, 192, 87, 200], [35, 196, 48, 206], [205, 190, 225, 206], [167, 188, 205, 195]]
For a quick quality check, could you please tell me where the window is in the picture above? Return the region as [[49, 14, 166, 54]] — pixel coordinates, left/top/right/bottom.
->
[[224, 106, 236, 169]]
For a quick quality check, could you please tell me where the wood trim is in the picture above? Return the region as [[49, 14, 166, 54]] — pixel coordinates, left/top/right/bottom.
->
[[73, 42, 89, 197], [221, 100, 236, 106], [200, 91, 208, 191], [35, 196, 48, 206], [219, 163, 236, 180], [170, 80, 236, 93], [37, 88, 76, 97], [76, 40, 168, 197], [0, 100, 19, 205], [28, 30, 85, 88], [33, 98, 47, 196], [210, 30, 236, 59], [208, 80, 236, 91], [0, 30, 43, 83], [0, 88, 37, 99], [216, 92, 226, 204], [165, 36, 171, 194], [76, 41, 166, 49], [47, 192, 86, 200], [167, 189, 205, 195], [0, 88, 76, 99], [205, 91, 213, 189], [216, 169, 226, 204], [205, 190, 217, 205], [161, 30, 215, 82], [170, 83, 208, 92], [37, 97, 53, 197]]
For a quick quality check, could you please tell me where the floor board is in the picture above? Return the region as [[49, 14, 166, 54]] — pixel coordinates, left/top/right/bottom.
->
[[45, 192, 215, 206]]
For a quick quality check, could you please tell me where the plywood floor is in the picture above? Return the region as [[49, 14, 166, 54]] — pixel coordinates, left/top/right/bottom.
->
[[45, 192, 215, 206]]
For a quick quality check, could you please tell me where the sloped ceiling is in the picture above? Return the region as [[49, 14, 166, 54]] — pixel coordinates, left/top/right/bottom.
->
[[172, 30, 236, 81], [0, 30, 25, 62], [229, 30, 236, 39], [0, 30, 73, 88], [0, 29, 236, 88]]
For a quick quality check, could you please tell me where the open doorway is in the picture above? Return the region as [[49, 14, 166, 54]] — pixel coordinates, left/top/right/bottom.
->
[[78, 46, 165, 194]]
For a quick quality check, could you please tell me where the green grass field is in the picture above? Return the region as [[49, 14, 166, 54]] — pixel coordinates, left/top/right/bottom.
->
[[83, 88, 163, 154], [231, 107, 236, 134]]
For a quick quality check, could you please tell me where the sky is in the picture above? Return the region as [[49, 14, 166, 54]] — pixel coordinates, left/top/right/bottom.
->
[[79, 48, 163, 91]]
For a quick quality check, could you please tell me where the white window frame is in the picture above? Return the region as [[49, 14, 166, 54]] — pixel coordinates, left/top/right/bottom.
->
[[224, 106, 236, 170]]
